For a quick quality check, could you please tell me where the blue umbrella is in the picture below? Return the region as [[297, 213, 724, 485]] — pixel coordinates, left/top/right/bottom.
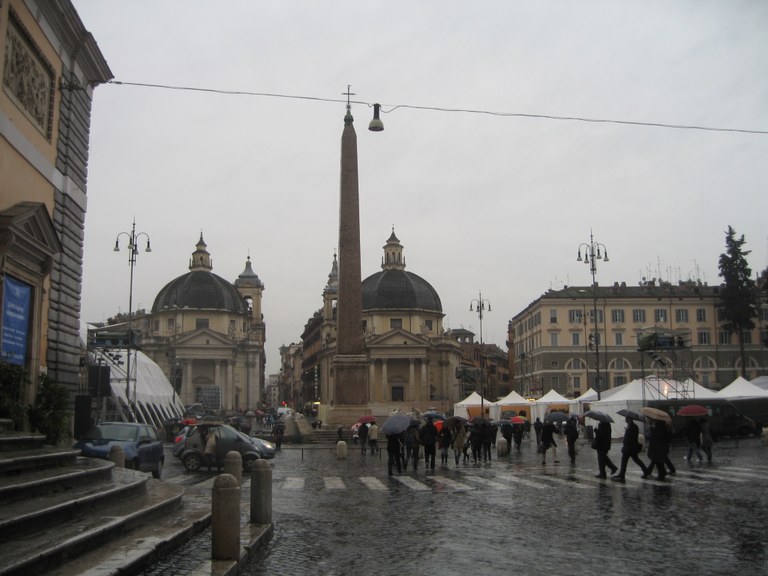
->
[[381, 413, 411, 435]]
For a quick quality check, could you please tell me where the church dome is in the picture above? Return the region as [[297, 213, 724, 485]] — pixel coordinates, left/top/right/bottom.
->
[[151, 234, 248, 314], [361, 230, 442, 313]]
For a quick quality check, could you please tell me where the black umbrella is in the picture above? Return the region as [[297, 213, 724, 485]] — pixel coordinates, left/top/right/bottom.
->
[[381, 413, 411, 435], [584, 410, 614, 424], [544, 411, 570, 424], [443, 416, 467, 430], [617, 408, 643, 421]]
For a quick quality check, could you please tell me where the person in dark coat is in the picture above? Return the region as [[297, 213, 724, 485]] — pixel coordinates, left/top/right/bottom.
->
[[593, 420, 617, 478], [700, 418, 714, 463], [386, 432, 404, 476], [481, 421, 493, 462], [500, 422, 513, 450], [644, 418, 671, 480], [541, 420, 559, 465], [403, 423, 421, 470], [469, 424, 483, 463], [684, 417, 704, 462], [438, 425, 453, 465], [563, 416, 579, 464], [511, 424, 524, 451], [421, 417, 438, 470], [612, 416, 649, 481], [534, 417, 543, 445], [358, 422, 369, 454]]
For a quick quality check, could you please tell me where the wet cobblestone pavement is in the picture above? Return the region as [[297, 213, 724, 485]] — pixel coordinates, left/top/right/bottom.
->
[[243, 436, 768, 576]]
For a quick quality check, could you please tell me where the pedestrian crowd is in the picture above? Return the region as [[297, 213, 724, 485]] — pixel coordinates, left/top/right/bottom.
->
[[346, 408, 716, 481]]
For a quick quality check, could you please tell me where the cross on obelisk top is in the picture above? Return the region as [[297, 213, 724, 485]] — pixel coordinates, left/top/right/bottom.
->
[[343, 85, 355, 113]]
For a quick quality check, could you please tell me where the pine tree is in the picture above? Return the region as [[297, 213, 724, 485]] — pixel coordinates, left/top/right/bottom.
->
[[718, 226, 757, 378]]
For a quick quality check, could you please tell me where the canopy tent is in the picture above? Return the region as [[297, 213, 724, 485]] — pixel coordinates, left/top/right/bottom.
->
[[575, 388, 598, 403], [531, 389, 578, 422], [752, 376, 768, 391], [590, 376, 718, 437], [717, 376, 768, 398], [491, 390, 533, 421], [453, 391, 491, 419]]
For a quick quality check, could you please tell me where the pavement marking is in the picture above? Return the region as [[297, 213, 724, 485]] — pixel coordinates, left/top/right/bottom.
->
[[391, 475, 431, 491], [494, 474, 547, 490], [428, 477, 474, 491], [281, 477, 305, 490], [534, 473, 593, 489], [324, 476, 346, 490], [461, 477, 513, 490], [360, 476, 388, 491]]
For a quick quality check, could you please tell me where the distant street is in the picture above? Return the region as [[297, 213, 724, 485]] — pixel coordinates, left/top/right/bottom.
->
[[237, 435, 768, 576]]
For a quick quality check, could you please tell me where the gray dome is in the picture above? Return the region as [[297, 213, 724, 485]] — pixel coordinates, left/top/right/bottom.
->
[[152, 271, 247, 314], [361, 269, 442, 312]]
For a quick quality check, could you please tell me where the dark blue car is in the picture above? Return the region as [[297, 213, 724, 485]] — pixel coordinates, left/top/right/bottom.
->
[[74, 422, 165, 479]]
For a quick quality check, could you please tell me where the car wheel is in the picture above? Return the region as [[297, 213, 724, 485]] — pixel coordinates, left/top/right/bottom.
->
[[183, 452, 203, 472], [152, 458, 163, 479], [243, 454, 259, 472]]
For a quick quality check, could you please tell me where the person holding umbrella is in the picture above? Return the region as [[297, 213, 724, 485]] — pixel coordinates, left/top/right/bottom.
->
[[386, 431, 404, 476], [563, 416, 579, 465], [358, 422, 369, 454], [611, 415, 649, 481], [540, 418, 559, 465], [421, 416, 438, 470], [451, 421, 467, 465], [644, 418, 671, 480], [592, 420, 617, 478], [683, 416, 704, 463], [403, 421, 421, 471]]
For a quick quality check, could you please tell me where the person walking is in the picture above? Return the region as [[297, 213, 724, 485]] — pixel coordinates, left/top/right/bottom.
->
[[358, 422, 369, 454], [469, 423, 483, 463], [403, 422, 421, 471], [386, 432, 404, 476], [593, 420, 617, 478], [540, 419, 559, 465], [481, 421, 493, 462], [644, 418, 671, 480], [683, 417, 704, 463], [612, 416, 649, 481], [438, 424, 453, 465], [563, 416, 579, 464], [700, 417, 714, 463], [534, 417, 543, 446], [451, 423, 467, 465], [511, 424, 524, 451], [421, 416, 438, 470], [368, 421, 380, 454]]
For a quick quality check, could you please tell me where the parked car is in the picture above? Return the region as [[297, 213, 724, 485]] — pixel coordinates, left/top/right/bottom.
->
[[175, 422, 274, 472], [73, 422, 164, 479]]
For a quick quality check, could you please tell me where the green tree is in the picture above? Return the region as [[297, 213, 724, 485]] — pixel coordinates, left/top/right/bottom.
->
[[718, 226, 757, 377]]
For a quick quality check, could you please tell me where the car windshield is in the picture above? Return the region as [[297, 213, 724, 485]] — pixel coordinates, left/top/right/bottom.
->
[[90, 424, 139, 442]]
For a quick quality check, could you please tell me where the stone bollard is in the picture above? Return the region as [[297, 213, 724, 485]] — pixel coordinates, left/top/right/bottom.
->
[[250, 459, 272, 525], [108, 444, 125, 468], [224, 450, 242, 485], [496, 437, 509, 457], [336, 440, 348, 460], [212, 473, 241, 561]]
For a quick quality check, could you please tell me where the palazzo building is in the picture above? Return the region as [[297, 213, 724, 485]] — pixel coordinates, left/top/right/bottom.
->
[[0, 1, 111, 407], [508, 279, 768, 399]]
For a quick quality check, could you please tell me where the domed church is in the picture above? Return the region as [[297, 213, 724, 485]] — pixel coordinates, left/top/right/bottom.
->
[[140, 234, 265, 411], [298, 230, 462, 418]]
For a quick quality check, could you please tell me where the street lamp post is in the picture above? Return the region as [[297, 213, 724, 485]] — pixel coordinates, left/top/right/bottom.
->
[[577, 231, 609, 400], [114, 220, 151, 420], [470, 292, 491, 417]]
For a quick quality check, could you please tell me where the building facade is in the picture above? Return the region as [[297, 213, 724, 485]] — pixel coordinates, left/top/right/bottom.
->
[[0, 1, 111, 407], [508, 279, 768, 399], [284, 231, 464, 420], [134, 235, 266, 412]]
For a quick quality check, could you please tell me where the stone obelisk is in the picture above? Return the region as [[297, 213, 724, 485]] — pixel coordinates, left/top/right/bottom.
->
[[332, 96, 369, 417]]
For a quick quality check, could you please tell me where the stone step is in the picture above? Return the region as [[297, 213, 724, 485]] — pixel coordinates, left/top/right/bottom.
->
[[0, 445, 80, 475], [0, 430, 47, 452], [0, 469, 186, 576], [0, 455, 113, 506]]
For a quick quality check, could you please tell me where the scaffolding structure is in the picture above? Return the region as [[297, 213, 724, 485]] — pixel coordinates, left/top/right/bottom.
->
[[637, 326, 695, 399]]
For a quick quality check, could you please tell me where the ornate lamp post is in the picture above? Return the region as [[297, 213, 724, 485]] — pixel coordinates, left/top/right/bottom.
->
[[113, 220, 151, 420], [577, 231, 609, 399], [470, 292, 491, 417]]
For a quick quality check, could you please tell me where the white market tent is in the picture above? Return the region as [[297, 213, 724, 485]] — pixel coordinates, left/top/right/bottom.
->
[[717, 376, 768, 398], [591, 376, 719, 437], [752, 376, 768, 391], [531, 389, 578, 422], [453, 391, 491, 419], [490, 390, 533, 421]]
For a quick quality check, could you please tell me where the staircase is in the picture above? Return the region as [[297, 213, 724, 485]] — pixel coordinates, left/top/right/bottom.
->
[[0, 418, 210, 576]]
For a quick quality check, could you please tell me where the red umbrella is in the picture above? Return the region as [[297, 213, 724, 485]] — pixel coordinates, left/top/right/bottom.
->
[[510, 416, 527, 424], [677, 404, 709, 417], [357, 415, 376, 424]]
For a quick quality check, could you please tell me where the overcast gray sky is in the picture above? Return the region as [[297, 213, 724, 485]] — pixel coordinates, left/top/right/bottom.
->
[[73, 0, 768, 376]]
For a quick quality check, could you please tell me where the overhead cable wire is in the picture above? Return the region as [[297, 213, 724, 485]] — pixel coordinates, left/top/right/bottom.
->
[[107, 80, 768, 135]]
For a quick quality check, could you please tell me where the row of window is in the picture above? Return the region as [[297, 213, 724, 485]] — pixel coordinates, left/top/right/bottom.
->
[[546, 330, 757, 347], [560, 307, 721, 325]]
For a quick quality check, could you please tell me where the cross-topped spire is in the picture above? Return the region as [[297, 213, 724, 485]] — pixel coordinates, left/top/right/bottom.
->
[[343, 84, 355, 112]]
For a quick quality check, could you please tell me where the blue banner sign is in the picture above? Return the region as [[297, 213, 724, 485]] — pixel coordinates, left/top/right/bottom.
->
[[2, 276, 31, 365]]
